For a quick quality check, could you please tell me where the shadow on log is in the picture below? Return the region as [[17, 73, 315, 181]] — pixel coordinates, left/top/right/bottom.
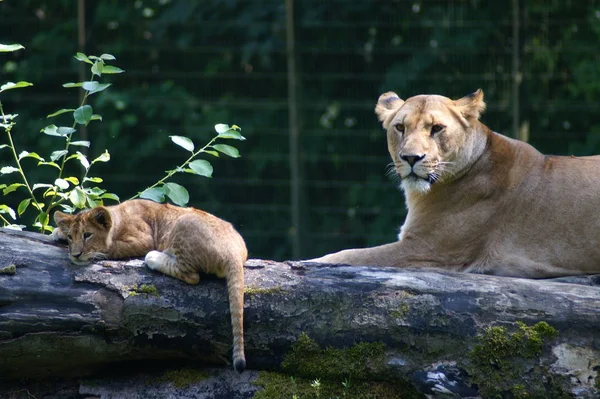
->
[[0, 228, 599, 398]]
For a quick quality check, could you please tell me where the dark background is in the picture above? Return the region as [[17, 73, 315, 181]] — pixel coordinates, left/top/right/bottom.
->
[[1, 0, 599, 261]]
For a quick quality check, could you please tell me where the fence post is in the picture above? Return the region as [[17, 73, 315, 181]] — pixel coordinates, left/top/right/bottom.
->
[[286, 0, 304, 259]]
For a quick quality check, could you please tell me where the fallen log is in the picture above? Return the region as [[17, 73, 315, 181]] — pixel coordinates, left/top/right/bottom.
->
[[0, 228, 599, 398]]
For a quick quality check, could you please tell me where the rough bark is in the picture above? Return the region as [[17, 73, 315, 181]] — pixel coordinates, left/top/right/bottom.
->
[[0, 228, 599, 398]]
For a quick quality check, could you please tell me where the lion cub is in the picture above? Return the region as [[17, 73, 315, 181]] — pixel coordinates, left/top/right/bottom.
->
[[53, 199, 248, 372]]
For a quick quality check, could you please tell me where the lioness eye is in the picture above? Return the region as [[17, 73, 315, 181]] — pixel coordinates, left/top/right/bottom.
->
[[394, 123, 405, 134], [431, 124, 445, 135], [83, 232, 92, 240]]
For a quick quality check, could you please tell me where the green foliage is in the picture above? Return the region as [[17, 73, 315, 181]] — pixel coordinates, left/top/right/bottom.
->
[[468, 321, 568, 399], [133, 123, 245, 206], [0, 46, 121, 232]]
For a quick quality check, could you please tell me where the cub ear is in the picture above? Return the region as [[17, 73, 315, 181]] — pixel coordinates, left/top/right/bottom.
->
[[375, 92, 405, 129], [89, 207, 112, 230], [454, 89, 486, 120], [53, 211, 73, 229]]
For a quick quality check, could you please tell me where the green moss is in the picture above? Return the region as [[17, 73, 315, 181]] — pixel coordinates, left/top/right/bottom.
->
[[244, 286, 282, 298], [252, 333, 420, 399], [0, 264, 16, 275], [468, 321, 568, 398], [390, 303, 410, 319], [253, 371, 417, 399], [153, 368, 211, 389], [128, 284, 159, 296]]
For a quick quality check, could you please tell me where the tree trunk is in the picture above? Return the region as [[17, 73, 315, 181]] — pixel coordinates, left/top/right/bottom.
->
[[0, 228, 599, 398]]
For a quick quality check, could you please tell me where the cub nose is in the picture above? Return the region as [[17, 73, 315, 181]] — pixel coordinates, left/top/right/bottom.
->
[[71, 251, 82, 258], [401, 154, 425, 167]]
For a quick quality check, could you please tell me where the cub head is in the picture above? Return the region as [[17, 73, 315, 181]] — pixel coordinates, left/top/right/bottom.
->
[[376, 89, 486, 194], [53, 207, 113, 265]]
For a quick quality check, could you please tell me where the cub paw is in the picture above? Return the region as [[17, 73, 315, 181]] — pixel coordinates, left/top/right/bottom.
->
[[144, 250, 164, 270], [52, 227, 67, 242]]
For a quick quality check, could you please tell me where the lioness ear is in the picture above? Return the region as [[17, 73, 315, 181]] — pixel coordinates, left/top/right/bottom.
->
[[454, 89, 486, 120], [89, 207, 112, 230], [375, 91, 405, 129], [53, 211, 73, 229]]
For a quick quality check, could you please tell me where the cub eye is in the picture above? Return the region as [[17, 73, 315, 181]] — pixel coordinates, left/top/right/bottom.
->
[[83, 232, 92, 240], [431, 124, 445, 135], [394, 123, 405, 134]]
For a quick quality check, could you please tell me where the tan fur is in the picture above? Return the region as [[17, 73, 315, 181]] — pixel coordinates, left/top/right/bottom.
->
[[310, 90, 600, 278], [53, 199, 248, 372]]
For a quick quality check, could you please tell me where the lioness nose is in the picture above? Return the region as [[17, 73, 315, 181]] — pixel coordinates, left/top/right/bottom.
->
[[401, 154, 425, 167]]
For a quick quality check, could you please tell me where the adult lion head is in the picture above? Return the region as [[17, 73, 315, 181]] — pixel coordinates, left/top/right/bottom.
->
[[376, 90, 487, 194]]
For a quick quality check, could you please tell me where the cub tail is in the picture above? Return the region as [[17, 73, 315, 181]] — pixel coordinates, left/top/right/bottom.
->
[[226, 260, 246, 373]]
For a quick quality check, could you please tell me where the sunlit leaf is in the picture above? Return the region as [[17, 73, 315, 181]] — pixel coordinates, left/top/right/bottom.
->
[[32, 221, 53, 233], [214, 123, 230, 134], [86, 196, 102, 208], [31, 202, 45, 210], [100, 54, 116, 60], [212, 144, 240, 158], [170, 135, 194, 152], [217, 128, 246, 141], [100, 193, 119, 202], [74, 105, 93, 125], [139, 187, 165, 203], [84, 177, 103, 183], [32, 183, 53, 191], [91, 150, 110, 164], [54, 178, 70, 190], [204, 150, 219, 157], [90, 115, 103, 122], [37, 161, 60, 170], [0, 205, 16, 220], [64, 177, 80, 185], [50, 150, 68, 161], [0, 166, 19, 174], [66, 152, 90, 170], [18, 151, 44, 161], [63, 82, 84, 88], [188, 159, 213, 177], [70, 140, 90, 147], [82, 81, 112, 95], [0, 144, 11, 151], [0, 44, 25, 52], [2, 183, 24, 195], [164, 182, 189, 206], [41, 125, 75, 137], [69, 187, 87, 208], [91, 61, 104, 76], [0, 81, 33, 92], [74, 52, 93, 64], [17, 198, 30, 216], [101, 65, 124, 74], [47, 108, 75, 118]]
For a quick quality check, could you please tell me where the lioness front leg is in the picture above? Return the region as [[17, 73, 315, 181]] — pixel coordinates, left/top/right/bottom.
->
[[308, 241, 411, 267]]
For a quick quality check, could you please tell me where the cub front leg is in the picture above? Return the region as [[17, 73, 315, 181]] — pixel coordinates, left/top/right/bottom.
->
[[52, 226, 68, 242], [145, 250, 200, 285]]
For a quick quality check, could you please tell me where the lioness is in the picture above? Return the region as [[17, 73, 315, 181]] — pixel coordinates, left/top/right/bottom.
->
[[53, 199, 247, 372], [310, 89, 600, 278]]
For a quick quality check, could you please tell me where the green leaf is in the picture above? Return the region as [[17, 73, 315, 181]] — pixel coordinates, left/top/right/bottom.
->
[[170, 135, 194, 152], [31, 202, 45, 210], [100, 193, 120, 202], [139, 187, 165, 203], [38, 161, 60, 170], [91, 61, 104, 76], [188, 159, 213, 177], [2, 183, 24, 195], [66, 152, 90, 170], [0, 44, 25, 52], [59, 204, 76, 214], [82, 81, 112, 95], [64, 176, 80, 185], [86, 196, 102, 208], [32, 221, 53, 233], [74, 105, 93, 125], [101, 65, 124, 74], [41, 125, 76, 137], [54, 178, 70, 190], [0, 205, 16, 220], [204, 150, 219, 157], [214, 123, 231, 134], [0, 166, 19, 174], [84, 177, 103, 183], [50, 150, 68, 161], [74, 52, 93, 64], [100, 54, 116, 61], [0, 144, 11, 150], [90, 115, 103, 122], [70, 141, 90, 147], [212, 144, 240, 158], [17, 199, 31, 216], [18, 151, 44, 161], [32, 183, 53, 191], [63, 82, 84, 88], [37, 212, 49, 228], [0, 81, 33, 92], [164, 182, 189, 206], [85, 186, 106, 196], [91, 150, 110, 164], [69, 188, 87, 208], [217, 128, 246, 141], [47, 108, 75, 118]]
